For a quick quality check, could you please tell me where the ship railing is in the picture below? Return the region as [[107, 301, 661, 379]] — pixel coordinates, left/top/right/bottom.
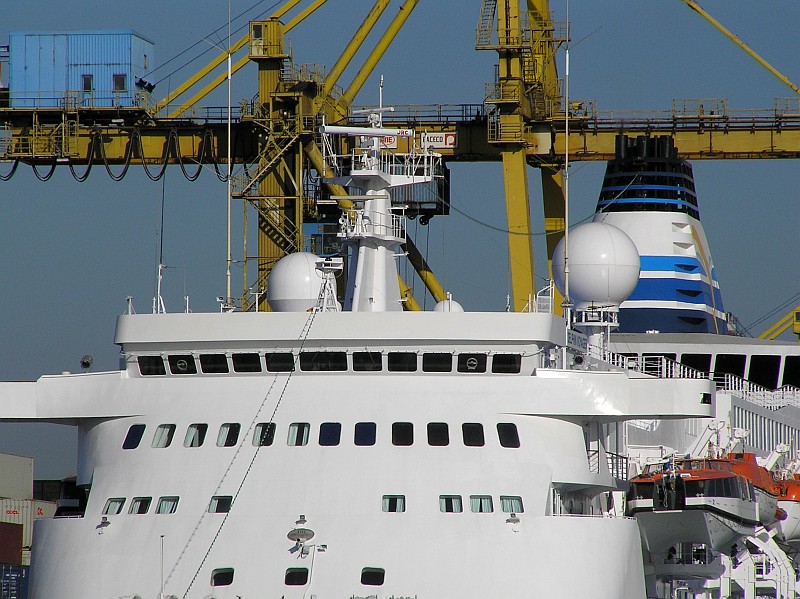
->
[[723, 374, 800, 410], [586, 449, 629, 479], [600, 351, 710, 380], [339, 204, 405, 240], [521, 280, 555, 314]]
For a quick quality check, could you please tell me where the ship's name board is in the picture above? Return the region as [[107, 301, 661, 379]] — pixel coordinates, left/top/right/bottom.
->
[[567, 329, 588, 352], [379, 132, 458, 149]]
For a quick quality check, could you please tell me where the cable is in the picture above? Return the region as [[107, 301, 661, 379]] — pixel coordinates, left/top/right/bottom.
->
[[0, 160, 19, 181], [30, 162, 57, 181]]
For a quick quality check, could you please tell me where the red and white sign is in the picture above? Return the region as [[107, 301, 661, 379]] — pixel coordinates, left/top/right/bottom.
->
[[421, 132, 457, 149]]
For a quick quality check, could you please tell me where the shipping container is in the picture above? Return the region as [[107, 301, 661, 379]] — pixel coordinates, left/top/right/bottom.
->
[[0, 500, 56, 549], [0, 523, 22, 566], [0, 454, 32, 501], [0, 564, 28, 599], [8, 30, 154, 108]]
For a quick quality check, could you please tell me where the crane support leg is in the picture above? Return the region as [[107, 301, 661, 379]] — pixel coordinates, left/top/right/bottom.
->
[[502, 148, 535, 311]]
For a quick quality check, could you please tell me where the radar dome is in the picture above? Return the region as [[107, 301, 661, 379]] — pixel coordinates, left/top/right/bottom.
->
[[552, 222, 640, 309], [267, 252, 326, 312], [433, 295, 464, 312]]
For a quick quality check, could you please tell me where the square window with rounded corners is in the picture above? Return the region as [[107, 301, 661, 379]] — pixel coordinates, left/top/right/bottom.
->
[[288, 423, 310, 446], [470, 495, 493, 513], [354, 422, 376, 446], [422, 352, 452, 373], [392, 422, 413, 446], [500, 495, 524, 513], [387, 352, 417, 372], [252, 422, 276, 447], [168, 354, 197, 375], [353, 351, 383, 371], [216, 423, 241, 447], [497, 423, 520, 448], [211, 568, 234, 587], [265, 352, 295, 372], [151, 424, 176, 448], [156, 496, 179, 514], [122, 424, 146, 450], [457, 353, 487, 373], [491, 354, 521, 373], [102, 498, 125, 515], [184, 423, 208, 448], [285, 568, 309, 585], [128, 497, 151, 515], [209, 495, 233, 513], [361, 568, 385, 586], [439, 495, 462, 513], [462, 423, 485, 447], [138, 355, 165, 375], [232, 352, 262, 373], [299, 351, 347, 371], [382, 495, 405, 512], [427, 422, 449, 446], [319, 422, 342, 446], [200, 353, 229, 374]]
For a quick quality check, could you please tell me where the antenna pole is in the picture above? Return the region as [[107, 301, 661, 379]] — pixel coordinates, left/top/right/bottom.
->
[[562, 0, 572, 332], [225, 0, 233, 305]]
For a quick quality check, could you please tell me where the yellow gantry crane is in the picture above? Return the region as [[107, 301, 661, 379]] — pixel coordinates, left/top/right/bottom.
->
[[758, 307, 800, 341]]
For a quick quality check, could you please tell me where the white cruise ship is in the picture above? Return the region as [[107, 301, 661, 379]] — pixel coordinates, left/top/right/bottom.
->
[[1, 112, 800, 599]]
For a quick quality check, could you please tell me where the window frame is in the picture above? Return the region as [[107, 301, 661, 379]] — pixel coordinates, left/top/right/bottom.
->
[[102, 497, 126, 515], [155, 496, 179, 514], [122, 424, 146, 450], [184, 423, 208, 448], [128, 496, 152, 515], [216, 422, 241, 447], [151, 424, 176, 448]]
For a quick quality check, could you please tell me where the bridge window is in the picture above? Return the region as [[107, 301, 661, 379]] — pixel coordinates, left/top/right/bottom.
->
[[232, 352, 262, 372], [422, 353, 452, 372], [457, 353, 487, 373], [200, 353, 229, 374], [748, 355, 781, 389], [491, 354, 521, 373], [300, 351, 347, 371], [388, 352, 417, 372], [353, 351, 382, 371], [265, 352, 294, 372], [680, 353, 711, 373], [713, 354, 746, 382], [137, 355, 165, 375], [168, 354, 196, 375], [783, 356, 800, 388]]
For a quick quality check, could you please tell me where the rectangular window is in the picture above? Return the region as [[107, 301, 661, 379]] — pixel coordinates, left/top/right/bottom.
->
[[102, 498, 125, 515], [392, 422, 414, 446], [156, 496, 179, 514], [168, 354, 197, 375], [200, 354, 229, 374], [491, 354, 521, 373], [318, 422, 342, 446], [470, 495, 494, 513], [212, 568, 234, 587], [151, 424, 176, 448], [253, 422, 276, 446], [285, 568, 309, 585], [138, 355, 166, 375], [82, 74, 93, 92], [122, 424, 146, 449], [209, 495, 233, 513], [497, 423, 520, 448], [128, 497, 151, 514], [113, 73, 126, 91], [388, 352, 417, 372], [216, 423, 241, 447], [462, 423, 485, 447], [353, 351, 382, 371], [748, 355, 781, 390], [680, 353, 712, 373], [500, 496, 524, 513], [422, 352, 452, 372], [232, 353, 262, 372], [184, 423, 208, 447], [783, 356, 800, 387], [439, 495, 462, 513], [287, 423, 310, 446], [361, 568, 385, 586], [427, 422, 449, 446], [299, 351, 347, 371], [382, 495, 406, 512], [354, 422, 377, 446], [457, 353, 487, 373], [265, 352, 295, 372]]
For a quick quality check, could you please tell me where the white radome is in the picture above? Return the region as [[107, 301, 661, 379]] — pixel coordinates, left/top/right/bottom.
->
[[553, 222, 640, 309], [266, 252, 325, 312]]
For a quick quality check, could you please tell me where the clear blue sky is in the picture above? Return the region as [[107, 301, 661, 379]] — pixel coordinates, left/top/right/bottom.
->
[[1, 1, 799, 478]]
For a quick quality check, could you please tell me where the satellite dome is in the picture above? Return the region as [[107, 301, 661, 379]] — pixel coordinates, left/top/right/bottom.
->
[[552, 222, 640, 309], [433, 295, 464, 312], [267, 252, 326, 312]]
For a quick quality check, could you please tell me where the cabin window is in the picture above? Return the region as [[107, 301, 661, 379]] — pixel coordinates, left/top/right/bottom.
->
[[783, 356, 800, 388], [427, 422, 449, 446], [422, 353, 452, 372], [361, 568, 385, 586], [680, 353, 711, 373], [287, 423, 310, 446], [382, 495, 405, 512], [387, 352, 417, 372], [184, 423, 208, 448], [299, 351, 347, 371], [462, 423, 485, 447], [216, 423, 241, 447], [102, 498, 125, 515], [265, 352, 294, 372], [497, 423, 520, 448], [168, 354, 197, 375], [200, 353, 229, 374], [713, 354, 746, 382], [211, 568, 234, 586], [122, 424, 146, 449], [353, 351, 382, 371], [156, 496, 179, 514], [138, 355, 165, 375], [285, 568, 309, 585], [252, 422, 276, 446], [470, 495, 494, 513], [319, 422, 342, 446], [439, 495, 462, 513], [354, 422, 377, 446], [457, 353, 487, 373], [232, 352, 262, 372], [151, 424, 176, 448], [392, 422, 414, 446], [491, 354, 521, 373], [500, 496, 524, 513], [748, 355, 781, 389], [128, 497, 151, 514], [209, 495, 233, 513]]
